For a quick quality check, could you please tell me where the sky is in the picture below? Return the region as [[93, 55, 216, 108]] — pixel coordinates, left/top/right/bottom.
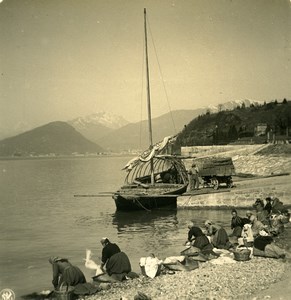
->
[[0, 0, 291, 136]]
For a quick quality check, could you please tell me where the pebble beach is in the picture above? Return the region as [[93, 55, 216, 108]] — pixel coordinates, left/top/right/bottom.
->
[[85, 256, 289, 300]]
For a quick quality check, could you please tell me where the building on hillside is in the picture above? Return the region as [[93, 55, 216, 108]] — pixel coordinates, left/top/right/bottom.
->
[[254, 123, 268, 136]]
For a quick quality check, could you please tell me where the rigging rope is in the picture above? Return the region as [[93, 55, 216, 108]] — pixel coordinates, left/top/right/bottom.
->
[[139, 33, 145, 149], [147, 16, 177, 134]]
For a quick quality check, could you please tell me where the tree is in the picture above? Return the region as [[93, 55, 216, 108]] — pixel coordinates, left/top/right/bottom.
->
[[228, 125, 238, 140]]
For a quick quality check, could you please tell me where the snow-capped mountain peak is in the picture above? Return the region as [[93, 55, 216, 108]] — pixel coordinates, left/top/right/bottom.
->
[[205, 99, 264, 112], [69, 111, 129, 130]]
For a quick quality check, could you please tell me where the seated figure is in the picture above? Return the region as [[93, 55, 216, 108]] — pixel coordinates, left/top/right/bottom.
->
[[204, 220, 232, 250], [187, 224, 219, 258], [253, 230, 286, 259], [237, 223, 254, 247]]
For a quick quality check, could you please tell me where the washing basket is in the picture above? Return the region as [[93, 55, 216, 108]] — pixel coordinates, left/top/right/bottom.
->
[[54, 282, 75, 300]]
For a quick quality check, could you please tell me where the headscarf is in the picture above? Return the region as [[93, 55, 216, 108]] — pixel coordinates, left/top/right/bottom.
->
[[100, 237, 109, 245], [246, 210, 253, 217], [205, 220, 212, 226], [48, 256, 67, 264], [259, 230, 269, 236]]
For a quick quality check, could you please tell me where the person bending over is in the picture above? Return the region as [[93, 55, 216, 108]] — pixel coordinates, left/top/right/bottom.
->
[[49, 256, 86, 289], [205, 220, 232, 250], [100, 237, 132, 281]]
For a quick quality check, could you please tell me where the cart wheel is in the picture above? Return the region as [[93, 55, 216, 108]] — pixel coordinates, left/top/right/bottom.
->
[[211, 177, 219, 190]]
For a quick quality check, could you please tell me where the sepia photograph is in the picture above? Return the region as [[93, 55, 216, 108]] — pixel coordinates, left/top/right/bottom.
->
[[1, 0, 291, 299]]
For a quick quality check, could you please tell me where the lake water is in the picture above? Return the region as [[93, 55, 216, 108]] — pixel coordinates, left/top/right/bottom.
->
[[1, 156, 290, 299]]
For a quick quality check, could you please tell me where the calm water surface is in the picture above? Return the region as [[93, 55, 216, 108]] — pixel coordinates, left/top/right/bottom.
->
[[0, 156, 290, 299]]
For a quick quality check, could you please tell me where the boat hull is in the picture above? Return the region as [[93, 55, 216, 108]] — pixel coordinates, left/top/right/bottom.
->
[[113, 184, 187, 211]]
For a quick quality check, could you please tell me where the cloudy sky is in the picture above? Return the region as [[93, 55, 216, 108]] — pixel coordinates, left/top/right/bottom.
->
[[0, 0, 290, 136]]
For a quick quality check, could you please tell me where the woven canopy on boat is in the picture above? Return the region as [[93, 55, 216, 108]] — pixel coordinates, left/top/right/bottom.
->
[[123, 135, 177, 171]]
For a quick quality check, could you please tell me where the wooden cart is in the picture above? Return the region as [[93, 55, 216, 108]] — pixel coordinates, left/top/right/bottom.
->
[[194, 157, 235, 189]]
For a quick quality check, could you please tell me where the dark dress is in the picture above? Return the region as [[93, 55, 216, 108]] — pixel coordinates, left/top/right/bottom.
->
[[51, 259, 86, 288], [102, 242, 131, 279], [253, 236, 274, 251], [211, 226, 232, 250], [190, 227, 216, 256], [231, 216, 243, 237], [264, 202, 272, 215]]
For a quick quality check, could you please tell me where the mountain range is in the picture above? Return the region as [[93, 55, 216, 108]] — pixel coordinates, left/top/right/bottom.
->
[[0, 99, 264, 156], [71, 99, 263, 151], [67, 111, 129, 142], [0, 121, 103, 157]]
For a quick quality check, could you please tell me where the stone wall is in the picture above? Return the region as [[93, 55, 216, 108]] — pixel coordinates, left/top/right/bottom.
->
[[181, 145, 266, 158], [177, 174, 291, 209], [179, 144, 291, 209], [233, 155, 291, 176]]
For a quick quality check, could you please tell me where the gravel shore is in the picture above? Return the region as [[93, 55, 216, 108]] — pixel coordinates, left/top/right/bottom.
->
[[84, 256, 289, 300]]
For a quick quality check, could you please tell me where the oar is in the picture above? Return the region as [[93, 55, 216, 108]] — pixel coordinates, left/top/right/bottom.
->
[[74, 193, 114, 197], [114, 194, 180, 198], [74, 193, 181, 198]]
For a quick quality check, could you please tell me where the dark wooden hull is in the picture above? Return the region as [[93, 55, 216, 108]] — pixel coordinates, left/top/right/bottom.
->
[[113, 184, 187, 211]]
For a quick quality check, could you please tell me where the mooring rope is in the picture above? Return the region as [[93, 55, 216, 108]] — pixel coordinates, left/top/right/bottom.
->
[[135, 198, 151, 212]]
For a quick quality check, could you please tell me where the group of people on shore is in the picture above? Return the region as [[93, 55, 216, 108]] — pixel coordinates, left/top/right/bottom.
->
[[48, 196, 290, 295], [186, 196, 290, 260]]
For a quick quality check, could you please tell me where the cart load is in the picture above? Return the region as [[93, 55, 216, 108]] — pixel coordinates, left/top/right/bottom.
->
[[194, 157, 235, 189]]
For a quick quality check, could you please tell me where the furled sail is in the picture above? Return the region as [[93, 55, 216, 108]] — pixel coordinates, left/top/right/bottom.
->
[[123, 135, 177, 171]]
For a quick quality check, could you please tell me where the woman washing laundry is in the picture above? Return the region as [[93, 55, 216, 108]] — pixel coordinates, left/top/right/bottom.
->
[[204, 220, 232, 250], [186, 225, 219, 258], [100, 237, 132, 281], [48, 256, 86, 289]]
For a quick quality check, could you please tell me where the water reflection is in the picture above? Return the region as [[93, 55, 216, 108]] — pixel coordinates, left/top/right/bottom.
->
[[112, 209, 178, 234], [111, 209, 179, 255]]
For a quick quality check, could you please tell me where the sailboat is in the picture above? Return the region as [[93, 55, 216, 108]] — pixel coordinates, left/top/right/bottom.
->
[[112, 9, 189, 211]]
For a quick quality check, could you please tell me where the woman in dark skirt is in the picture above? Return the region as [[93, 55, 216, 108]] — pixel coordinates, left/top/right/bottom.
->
[[100, 237, 132, 281], [190, 226, 219, 258], [49, 257, 86, 289], [204, 220, 232, 250]]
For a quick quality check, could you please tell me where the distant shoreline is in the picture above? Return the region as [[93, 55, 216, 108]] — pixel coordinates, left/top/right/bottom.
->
[[0, 153, 137, 161]]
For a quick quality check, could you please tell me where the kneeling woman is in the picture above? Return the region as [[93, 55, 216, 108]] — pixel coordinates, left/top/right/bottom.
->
[[205, 220, 232, 250], [49, 257, 86, 289], [100, 237, 132, 281], [190, 226, 219, 258]]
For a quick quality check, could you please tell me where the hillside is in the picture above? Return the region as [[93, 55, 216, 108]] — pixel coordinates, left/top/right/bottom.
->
[[95, 100, 267, 151], [97, 109, 205, 151], [174, 100, 291, 151], [0, 121, 103, 157]]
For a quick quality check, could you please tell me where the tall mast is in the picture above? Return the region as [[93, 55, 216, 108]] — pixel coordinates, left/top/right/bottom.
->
[[144, 8, 155, 184], [144, 8, 153, 148]]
